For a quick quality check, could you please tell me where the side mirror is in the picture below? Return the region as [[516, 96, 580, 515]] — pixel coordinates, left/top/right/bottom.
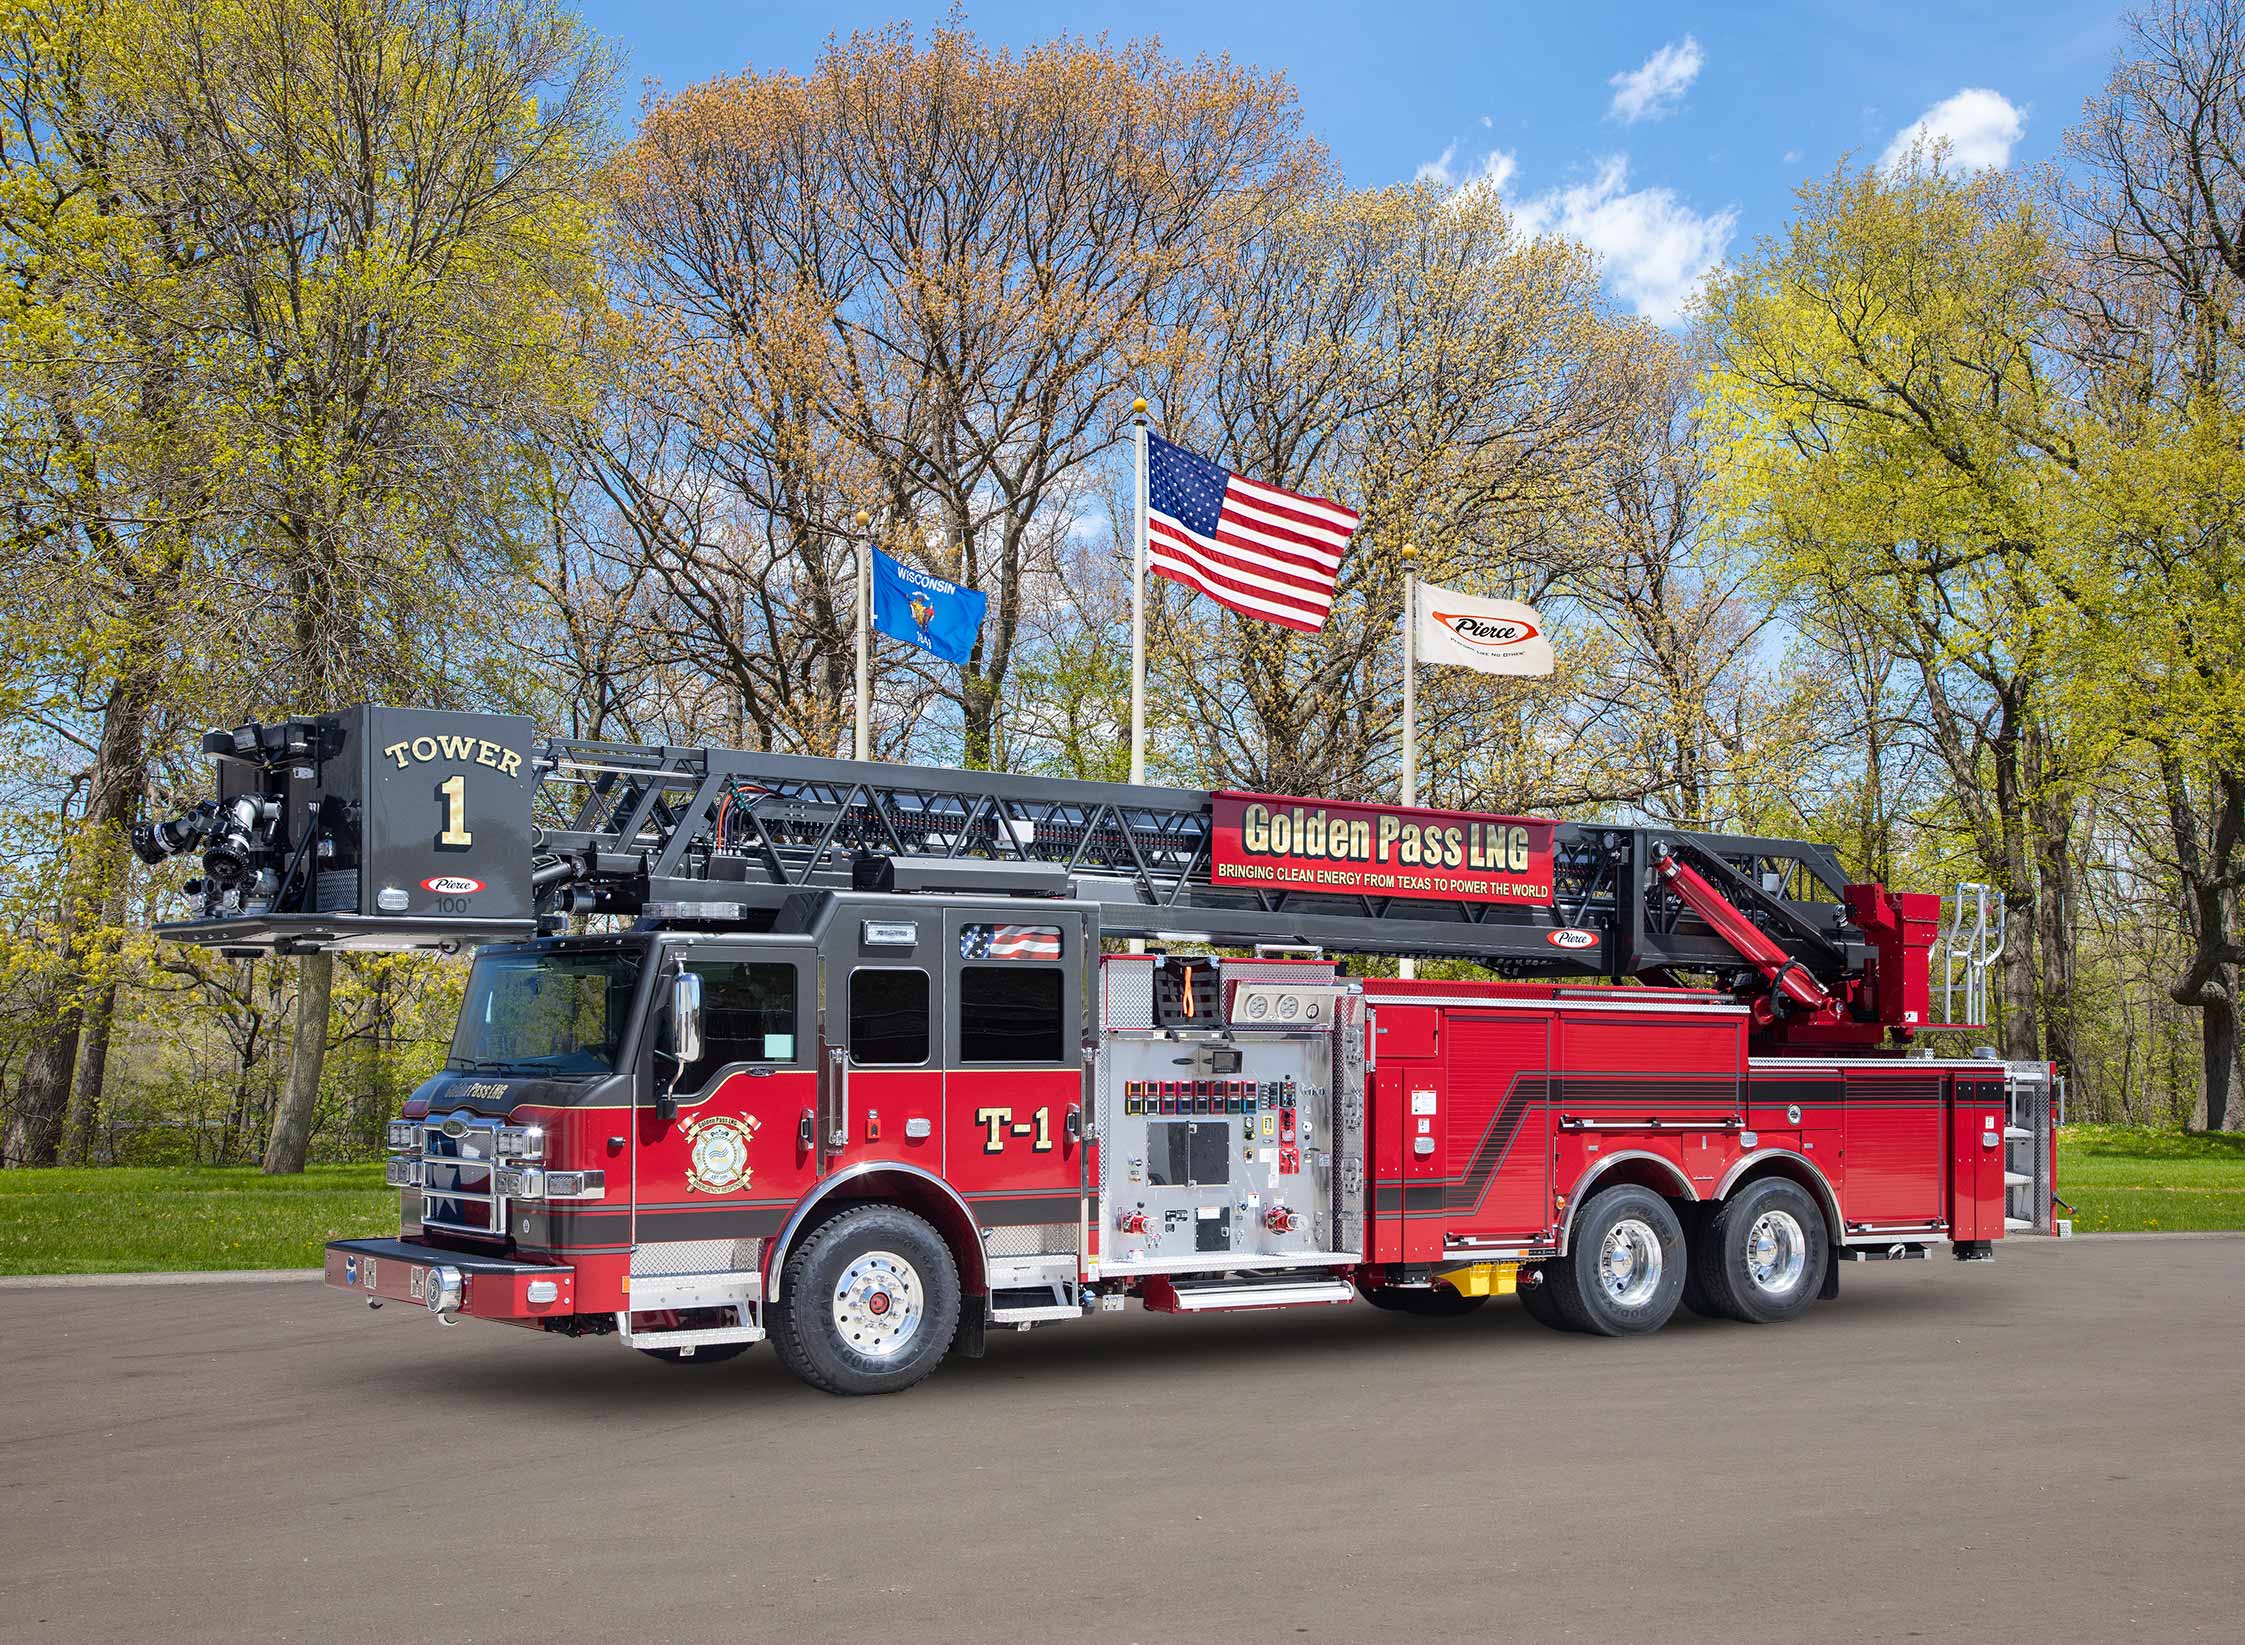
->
[[669, 970, 704, 1066]]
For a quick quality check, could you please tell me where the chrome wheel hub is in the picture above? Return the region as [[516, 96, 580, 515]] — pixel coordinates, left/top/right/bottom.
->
[[832, 1250, 924, 1359], [1745, 1209, 1808, 1294], [1597, 1218, 1663, 1308]]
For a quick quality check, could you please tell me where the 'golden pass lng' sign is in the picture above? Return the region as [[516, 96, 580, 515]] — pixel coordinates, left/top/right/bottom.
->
[[1210, 792, 1557, 906]]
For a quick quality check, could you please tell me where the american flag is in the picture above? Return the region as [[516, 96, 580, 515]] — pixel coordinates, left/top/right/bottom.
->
[[1146, 432, 1360, 632], [960, 924, 1063, 961]]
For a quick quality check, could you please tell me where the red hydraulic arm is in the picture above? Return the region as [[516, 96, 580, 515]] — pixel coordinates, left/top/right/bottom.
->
[[1650, 847, 1847, 1031]]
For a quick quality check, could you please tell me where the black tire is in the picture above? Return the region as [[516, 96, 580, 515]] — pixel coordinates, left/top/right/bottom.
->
[[1697, 1177, 1828, 1325], [768, 1203, 961, 1396], [1360, 1284, 1488, 1317], [638, 1342, 753, 1366], [1518, 1270, 1571, 1331], [1545, 1184, 1687, 1337], [1678, 1204, 1724, 1320]]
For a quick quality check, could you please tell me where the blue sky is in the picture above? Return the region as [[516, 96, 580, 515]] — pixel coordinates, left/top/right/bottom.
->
[[579, 1, 2127, 324]]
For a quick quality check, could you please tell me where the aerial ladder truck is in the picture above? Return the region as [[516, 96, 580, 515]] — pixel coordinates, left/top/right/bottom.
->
[[135, 704, 2054, 1395]]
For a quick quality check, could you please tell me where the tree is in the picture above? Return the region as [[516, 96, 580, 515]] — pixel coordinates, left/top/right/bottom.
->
[[2057, 0, 2245, 1127], [1145, 178, 1640, 801], [1, 0, 615, 1168], [1700, 161, 2082, 1067], [599, 25, 1311, 767]]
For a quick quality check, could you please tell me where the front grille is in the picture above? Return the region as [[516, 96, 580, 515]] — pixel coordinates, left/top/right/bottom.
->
[[418, 1116, 507, 1237]]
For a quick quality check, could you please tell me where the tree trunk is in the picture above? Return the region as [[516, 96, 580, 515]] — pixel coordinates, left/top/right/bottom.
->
[[2028, 734, 2079, 1092], [2201, 992, 2238, 1133], [1990, 727, 2041, 1062], [6, 680, 157, 1167], [5, 972, 77, 1168], [63, 978, 120, 1165], [264, 953, 334, 1174]]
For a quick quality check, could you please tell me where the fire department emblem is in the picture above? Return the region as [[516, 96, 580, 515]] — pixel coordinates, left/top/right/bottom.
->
[[684, 1112, 760, 1194]]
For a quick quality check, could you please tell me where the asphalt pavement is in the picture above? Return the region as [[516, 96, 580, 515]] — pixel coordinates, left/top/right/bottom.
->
[[2, 1234, 2239, 1644]]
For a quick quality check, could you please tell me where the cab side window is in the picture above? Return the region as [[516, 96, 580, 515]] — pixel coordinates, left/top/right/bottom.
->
[[850, 968, 930, 1065], [680, 961, 797, 1087], [958, 967, 1066, 1063]]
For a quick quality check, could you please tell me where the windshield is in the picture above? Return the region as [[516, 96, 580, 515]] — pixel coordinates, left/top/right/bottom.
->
[[449, 946, 644, 1076]]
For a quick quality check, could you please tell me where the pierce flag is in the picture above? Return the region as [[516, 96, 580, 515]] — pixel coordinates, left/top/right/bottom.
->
[[870, 545, 987, 666], [1414, 580, 1554, 676]]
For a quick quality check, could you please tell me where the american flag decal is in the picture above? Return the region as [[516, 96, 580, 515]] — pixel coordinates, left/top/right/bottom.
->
[[1146, 432, 1360, 632], [960, 924, 1063, 961]]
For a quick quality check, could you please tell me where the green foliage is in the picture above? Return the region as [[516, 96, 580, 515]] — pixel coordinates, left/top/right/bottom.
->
[[0, 1163, 391, 1272], [2055, 1125, 2245, 1231]]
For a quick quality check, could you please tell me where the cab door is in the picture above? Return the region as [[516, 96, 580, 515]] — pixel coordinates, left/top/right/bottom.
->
[[941, 909, 1085, 1242], [637, 941, 819, 1249], [1369, 1005, 1442, 1264]]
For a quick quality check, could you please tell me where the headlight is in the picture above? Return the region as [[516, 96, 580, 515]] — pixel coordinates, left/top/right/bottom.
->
[[385, 1120, 420, 1150], [495, 1165, 544, 1199], [494, 1125, 544, 1160], [383, 1157, 423, 1188], [541, 1170, 605, 1201]]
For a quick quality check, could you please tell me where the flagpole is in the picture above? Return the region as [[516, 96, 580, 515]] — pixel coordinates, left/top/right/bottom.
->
[[1400, 542, 1418, 981], [1129, 398, 1149, 786], [854, 509, 872, 762]]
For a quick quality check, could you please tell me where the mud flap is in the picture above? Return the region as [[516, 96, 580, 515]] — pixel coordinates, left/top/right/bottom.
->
[[1819, 1242, 1841, 1300], [951, 1299, 988, 1360]]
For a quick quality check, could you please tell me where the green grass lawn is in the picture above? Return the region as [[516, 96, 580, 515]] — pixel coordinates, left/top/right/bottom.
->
[[0, 1163, 393, 1275], [0, 1126, 2238, 1275], [2055, 1125, 2245, 1232]]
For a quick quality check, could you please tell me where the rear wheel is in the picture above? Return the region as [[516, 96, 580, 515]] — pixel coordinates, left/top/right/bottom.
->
[[1518, 1269, 1570, 1331], [1545, 1184, 1687, 1336], [1679, 1205, 1724, 1320], [769, 1204, 961, 1396], [1697, 1178, 1827, 1324]]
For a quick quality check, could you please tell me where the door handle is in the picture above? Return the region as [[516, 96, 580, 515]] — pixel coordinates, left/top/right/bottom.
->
[[1065, 1104, 1083, 1143], [798, 1109, 814, 1150]]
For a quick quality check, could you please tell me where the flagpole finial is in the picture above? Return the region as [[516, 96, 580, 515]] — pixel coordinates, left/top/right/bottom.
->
[[854, 510, 870, 528], [1131, 397, 1148, 417], [1402, 541, 1419, 560]]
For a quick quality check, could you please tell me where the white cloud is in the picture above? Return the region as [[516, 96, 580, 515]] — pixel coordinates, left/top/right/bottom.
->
[[1608, 36, 1703, 124], [1782, 148, 1802, 164], [1416, 143, 1518, 195], [1414, 142, 1460, 186], [1880, 88, 2025, 173], [1514, 156, 1736, 325], [1479, 113, 1493, 128]]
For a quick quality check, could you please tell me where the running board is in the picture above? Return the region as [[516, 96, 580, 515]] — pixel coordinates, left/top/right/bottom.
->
[[1140, 1275, 1358, 1314], [615, 1306, 764, 1351], [1836, 1244, 1930, 1262], [989, 1281, 1080, 1326]]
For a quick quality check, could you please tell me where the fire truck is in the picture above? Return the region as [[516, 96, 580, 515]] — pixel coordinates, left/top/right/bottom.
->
[[138, 705, 2056, 1396]]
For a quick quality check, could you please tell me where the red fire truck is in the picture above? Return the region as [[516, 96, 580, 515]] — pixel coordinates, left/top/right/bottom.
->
[[138, 705, 2055, 1395]]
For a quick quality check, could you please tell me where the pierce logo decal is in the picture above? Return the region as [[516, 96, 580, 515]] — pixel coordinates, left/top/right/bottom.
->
[[1546, 927, 1599, 949], [422, 875, 484, 895], [1431, 611, 1542, 652]]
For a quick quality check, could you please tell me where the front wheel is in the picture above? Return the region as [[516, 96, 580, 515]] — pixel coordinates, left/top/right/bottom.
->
[[1545, 1184, 1687, 1336], [769, 1204, 961, 1396]]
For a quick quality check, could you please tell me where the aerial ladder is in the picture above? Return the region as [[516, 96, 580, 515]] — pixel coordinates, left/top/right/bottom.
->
[[139, 704, 1946, 1053]]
